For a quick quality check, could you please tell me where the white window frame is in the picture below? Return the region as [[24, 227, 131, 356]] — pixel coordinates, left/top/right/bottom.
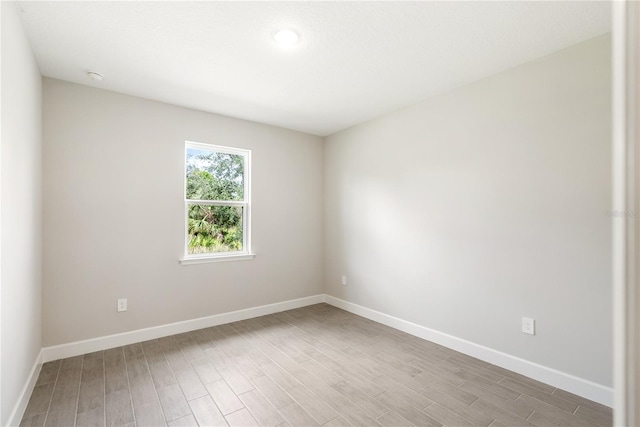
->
[[180, 141, 254, 265]]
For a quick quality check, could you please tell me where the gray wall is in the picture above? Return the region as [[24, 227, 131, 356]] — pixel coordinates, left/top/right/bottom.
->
[[324, 34, 612, 387], [42, 79, 324, 347], [1, 3, 43, 424]]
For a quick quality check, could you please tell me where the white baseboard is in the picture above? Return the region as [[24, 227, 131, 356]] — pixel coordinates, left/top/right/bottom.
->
[[41, 294, 324, 363], [6, 349, 43, 427], [322, 294, 613, 407], [35, 292, 612, 410]]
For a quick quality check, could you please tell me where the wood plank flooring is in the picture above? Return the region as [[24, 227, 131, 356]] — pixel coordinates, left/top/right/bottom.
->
[[20, 303, 612, 426]]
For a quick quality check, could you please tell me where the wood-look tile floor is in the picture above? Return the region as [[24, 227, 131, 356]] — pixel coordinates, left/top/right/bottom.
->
[[20, 303, 612, 427]]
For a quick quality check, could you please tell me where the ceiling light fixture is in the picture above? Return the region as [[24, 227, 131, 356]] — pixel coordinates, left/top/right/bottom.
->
[[273, 29, 299, 47], [87, 71, 103, 81]]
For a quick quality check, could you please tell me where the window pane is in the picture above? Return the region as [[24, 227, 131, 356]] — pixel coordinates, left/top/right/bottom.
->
[[187, 204, 243, 254], [186, 148, 244, 201]]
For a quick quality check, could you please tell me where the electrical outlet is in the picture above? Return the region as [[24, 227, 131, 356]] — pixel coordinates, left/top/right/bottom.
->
[[522, 317, 535, 335], [341, 275, 347, 286], [117, 298, 127, 312]]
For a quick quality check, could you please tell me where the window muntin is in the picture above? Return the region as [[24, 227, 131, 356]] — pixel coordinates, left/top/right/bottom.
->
[[184, 142, 250, 258]]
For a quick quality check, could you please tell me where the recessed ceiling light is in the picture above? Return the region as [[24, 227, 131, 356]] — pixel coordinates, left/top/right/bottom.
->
[[87, 71, 103, 81], [273, 29, 299, 47]]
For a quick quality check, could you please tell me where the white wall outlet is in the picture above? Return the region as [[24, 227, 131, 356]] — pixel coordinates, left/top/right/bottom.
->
[[522, 317, 535, 335], [341, 275, 347, 286], [117, 298, 127, 312]]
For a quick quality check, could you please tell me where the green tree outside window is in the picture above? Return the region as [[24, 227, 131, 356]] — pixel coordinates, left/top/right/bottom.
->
[[186, 148, 246, 254]]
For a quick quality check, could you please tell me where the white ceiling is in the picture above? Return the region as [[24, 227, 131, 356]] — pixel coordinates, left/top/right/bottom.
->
[[17, 1, 611, 136]]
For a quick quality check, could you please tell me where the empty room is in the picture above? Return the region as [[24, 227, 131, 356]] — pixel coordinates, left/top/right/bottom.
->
[[2, 1, 636, 426]]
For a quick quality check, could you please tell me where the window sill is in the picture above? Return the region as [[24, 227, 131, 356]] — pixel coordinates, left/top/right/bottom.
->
[[179, 253, 256, 265]]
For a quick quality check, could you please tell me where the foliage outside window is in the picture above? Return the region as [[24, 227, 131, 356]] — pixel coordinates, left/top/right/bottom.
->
[[184, 142, 251, 259]]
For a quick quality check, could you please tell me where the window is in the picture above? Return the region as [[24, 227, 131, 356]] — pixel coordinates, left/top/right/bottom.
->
[[181, 141, 253, 264]]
